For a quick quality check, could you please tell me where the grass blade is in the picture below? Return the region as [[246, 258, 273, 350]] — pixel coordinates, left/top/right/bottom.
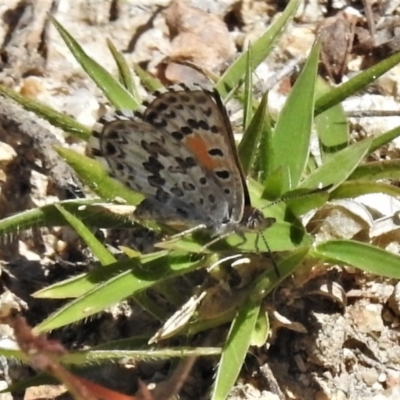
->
[[313, 240, 400, 278], [106, 38, 140, 101], [34, 253, 205, 332], [314, 77, 349, 160], [270, 42, 320, 193], [331, 181, 400, 199], [299, 137, 373, 190], [133, 63, 164, 92], [242, 46, 253, 131], [0, 85, 90, 140], [211, 297, 261, 400], [55, 204, 116, 266], [49, 15, 137, 110], [238, 93, 267, 175], [216, 0, 300, 96], [315, 50, 400, 116]]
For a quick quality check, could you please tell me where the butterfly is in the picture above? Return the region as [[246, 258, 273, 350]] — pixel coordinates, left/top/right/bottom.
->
[[89, 84, 275, 249]]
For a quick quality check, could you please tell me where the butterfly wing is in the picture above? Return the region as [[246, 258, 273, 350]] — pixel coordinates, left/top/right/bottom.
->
[[90, 111, 230, 227], [142, 84, 248, 224]]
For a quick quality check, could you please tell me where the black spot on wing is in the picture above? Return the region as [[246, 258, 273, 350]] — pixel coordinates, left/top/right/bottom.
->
[[208, 148, 224, 157], [105, 129, 120, 140], [141, 140, 169, 157], [105, 142, 117, 155], [187, 119, 198, 129], [194, 93, 209, 104], [204, 108, 212, 117], [182, 182, 196, 191], [148, 175, 165, 187], [215, 170, 230, 180], [184, 157, 196, 168], [170, 186, 184, 197], [198, 120, 209, 130], [177, 207, 189, 218], [115, 162, 124, 171], [210, 125, 219, 134], [171, 131, 184, 141], [152, 119, 168, 129], [143, 156, 164, 175], [181, 126, 193, 135], [165, 95, 177, 103], [156, 188, 170, 202], [156, 102, 168, 112]]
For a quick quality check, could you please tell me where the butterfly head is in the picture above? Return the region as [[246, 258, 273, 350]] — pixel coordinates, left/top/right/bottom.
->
[[242, 207, 276, 231]]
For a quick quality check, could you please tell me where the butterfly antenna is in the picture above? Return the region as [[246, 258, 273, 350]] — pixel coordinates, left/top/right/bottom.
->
[[260, 184, 333, 211], [259, 230, 280, 278], [258, 185, 333, 277]]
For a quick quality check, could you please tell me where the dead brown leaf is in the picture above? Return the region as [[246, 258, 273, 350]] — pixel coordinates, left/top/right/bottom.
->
[[319, 11, 358, 83], [162, 0, 235, 83]]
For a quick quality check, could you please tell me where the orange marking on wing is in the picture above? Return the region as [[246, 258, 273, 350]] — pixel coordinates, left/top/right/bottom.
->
[[184, 134, 215, 170]]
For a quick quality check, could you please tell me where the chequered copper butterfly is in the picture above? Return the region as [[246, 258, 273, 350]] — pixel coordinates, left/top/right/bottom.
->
[[89, 84, 275, 248]]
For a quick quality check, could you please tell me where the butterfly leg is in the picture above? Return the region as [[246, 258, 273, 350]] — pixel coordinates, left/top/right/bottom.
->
[[204, 232, 280, 278], [168, 223, 208, 240], [199, 231, 235, 252]]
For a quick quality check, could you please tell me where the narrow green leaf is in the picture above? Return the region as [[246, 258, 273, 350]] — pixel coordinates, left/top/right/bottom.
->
[[0, 199, 137, 239], [34, 253, 205, 332], [285, 190, 331, 217], [313, 240, 400, 278], [242, 46, 253, 131], [216, 0, 300, 96], [238, 93, 267, 175], [55, 204, 116, 266], [132, 63, 164, 92], [64, 347, 222, 364], [298, 137, 373, 190], [369, 125, 400, 154], [49, 16, 137, 110], [314, 77, 349, 160], [34, 252, 167, 299], [106, 38, 140, 101], [257, 94, 273, 184], [315, 50, 400, 116], [0, 345, 222, 371], [331, 181, 400, 199], [262, 167, 286, 200], [350, 159, 400, 181], [212, 297, 261, 400], [0, 85, 90, 139], [270, 42, 320, 192]]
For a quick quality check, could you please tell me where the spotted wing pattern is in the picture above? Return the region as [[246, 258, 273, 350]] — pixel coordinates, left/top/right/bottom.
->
[[142, 84, 248, 224], [90, 94, 233, 229]]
